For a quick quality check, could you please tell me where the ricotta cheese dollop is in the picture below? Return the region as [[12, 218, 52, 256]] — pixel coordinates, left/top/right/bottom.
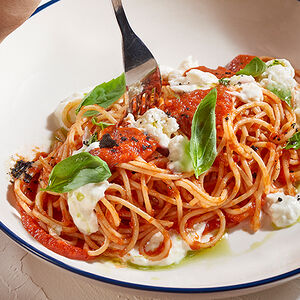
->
[[228, 75, 263, 103], [265, 192, 300, 228], [54, 92, 84, 129], [126, 231, 190, 267], [126, 108, 179, 148], [259, 59, 297, 90], [167, 135, 193, 173], [67, 181, 110, 235], [160, 56, 218, 93]]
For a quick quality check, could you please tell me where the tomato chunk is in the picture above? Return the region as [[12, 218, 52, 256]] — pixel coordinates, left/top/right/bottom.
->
[[90, 127, 158, 168], [225, 54, 256, 73], [163, 86, 233, 137]]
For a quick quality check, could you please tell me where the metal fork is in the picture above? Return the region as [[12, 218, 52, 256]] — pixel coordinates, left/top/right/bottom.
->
[[111, 0, 162, 116]]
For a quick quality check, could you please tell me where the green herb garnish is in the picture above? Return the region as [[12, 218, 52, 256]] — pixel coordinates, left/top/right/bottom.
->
[[236, 57, 266, 77], [91, 118, 113, 130], [85, 133, 98, 146], [76, 73, 126, 114], [267, 84, 292, 107], [43, 152, 111, 193], [285, 132, 300, 150], [219, 78, 230, 86], [189, 88, 217, 178]]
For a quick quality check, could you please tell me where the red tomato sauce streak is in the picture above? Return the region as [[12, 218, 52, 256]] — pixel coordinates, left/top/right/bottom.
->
[[19, 207, 91, 260]]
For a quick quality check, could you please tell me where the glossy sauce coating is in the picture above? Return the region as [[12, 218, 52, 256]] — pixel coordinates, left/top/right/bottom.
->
[[163, 85, 233, 137], [19, 207, 91, 260], [90, 127, 158, 168]]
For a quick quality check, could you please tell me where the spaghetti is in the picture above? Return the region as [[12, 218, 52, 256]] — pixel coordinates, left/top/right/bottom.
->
[[11, 54, 300, 263]]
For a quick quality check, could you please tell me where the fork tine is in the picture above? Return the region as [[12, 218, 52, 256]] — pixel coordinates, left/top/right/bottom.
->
[[112, 0, 162, 117], [135, 94, 142, 116]]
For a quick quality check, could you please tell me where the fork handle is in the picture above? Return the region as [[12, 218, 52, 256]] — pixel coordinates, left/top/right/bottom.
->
[[111, 0, 134, 38]]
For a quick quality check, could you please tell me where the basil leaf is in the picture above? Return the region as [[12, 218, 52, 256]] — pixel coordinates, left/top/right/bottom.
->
[[219, 78, 230, 86], [91, 118, 113, 130], [43, 152, 111, 193], [76, 73, 126, 113], [83, 110, 99, 117], [267, 84, 292, 107], [285, 132, 300, 150], [236, 57, 266, 77], [190, 88, 217, 178], [84, 133, 98, 146]]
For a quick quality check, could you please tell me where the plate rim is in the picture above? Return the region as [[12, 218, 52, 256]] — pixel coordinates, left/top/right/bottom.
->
[[1, 221, 300, 293], [1, 0, 299, 294]]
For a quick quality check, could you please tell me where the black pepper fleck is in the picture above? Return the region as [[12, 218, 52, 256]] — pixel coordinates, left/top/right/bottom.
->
[[131, 137, 139, 142], [277, 197, 283, 202], [10, 160, 33, 180], [99, 133, 119, 148], [251, 145, 258, 151], [120, 136, 128, 141]]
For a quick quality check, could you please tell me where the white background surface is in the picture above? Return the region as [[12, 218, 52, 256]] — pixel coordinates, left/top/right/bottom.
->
[[0, 230, 299, 300]]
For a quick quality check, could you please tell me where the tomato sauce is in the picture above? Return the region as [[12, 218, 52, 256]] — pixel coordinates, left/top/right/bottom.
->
[[184, 66, 235, 79], [225, 54, 256, 73], [163, 85, 233, 137], [19, 207, 91, 260], [89, 127, 158, 168]]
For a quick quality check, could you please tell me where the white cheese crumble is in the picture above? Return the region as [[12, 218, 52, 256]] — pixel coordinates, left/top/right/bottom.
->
[[259, 59, 297, 90], [169, 68, 219, 93], [168, 135, 193, 173], [228, 75, 263, 103], [54, 92, 84, 129], [72, 141, 100, 156], [126, 231, 190, 267], [160, 56, 218, 93], [265, 192, 300, 228], [67, 181, 110, 235], [126, 108, 179, 148]]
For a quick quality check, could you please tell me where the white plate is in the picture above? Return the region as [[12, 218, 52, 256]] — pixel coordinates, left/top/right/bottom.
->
[[0, 0, 300, 295]]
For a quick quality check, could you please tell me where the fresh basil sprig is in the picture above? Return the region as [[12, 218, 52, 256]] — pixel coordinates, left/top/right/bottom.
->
[[91, 118, 113, 130], [189, 88, 217, 178], [285, 132, 300, 150], [267, 84, 292, 107], [236, 57, 266, 77], [76, 73, 126, 114], [43, 152, 111, 193]]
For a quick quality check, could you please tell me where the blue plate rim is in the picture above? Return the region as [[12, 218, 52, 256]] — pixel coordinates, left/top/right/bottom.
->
[[1, 0, 299, 294]]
